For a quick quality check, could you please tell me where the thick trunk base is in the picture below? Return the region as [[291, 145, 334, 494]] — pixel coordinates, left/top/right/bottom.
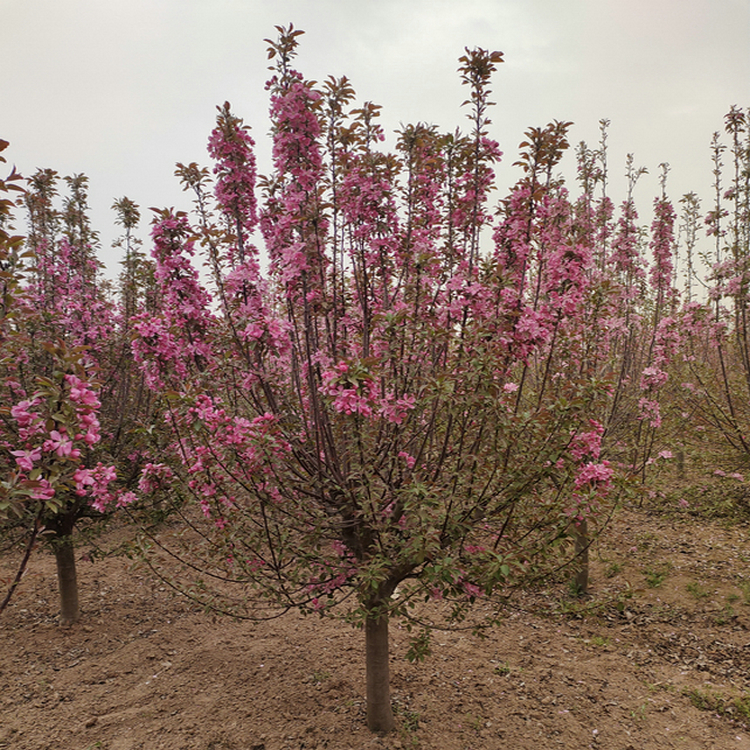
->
[[573, 519, 589, 597], [54, 537, 80, 627], [365, 611, 395, 732], [676, 448, 685, 479]]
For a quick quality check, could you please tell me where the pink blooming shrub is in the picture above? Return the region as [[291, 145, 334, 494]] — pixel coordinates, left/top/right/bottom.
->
[[3, 361, 126, 515], [132, 34, 620, 647], [129, 30, 630, 733], [0, 152, 143, 626]]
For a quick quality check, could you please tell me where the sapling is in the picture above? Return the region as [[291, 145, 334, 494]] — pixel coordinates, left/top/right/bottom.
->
[[677, 108, 750, 470], [133, 26, 618, 732], [0, 157, 136, 624]]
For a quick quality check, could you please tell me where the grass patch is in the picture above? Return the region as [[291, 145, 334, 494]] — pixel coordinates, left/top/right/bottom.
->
[[713, 603, 737, 626], [604, 561, 623, 578], [493, 661, 512, 675], [463, 712, 486, 733], [684, 687, 750, 723], [677, 479, 750, 521], [644, 563, 671, 588], [686, 581, 711, 600]]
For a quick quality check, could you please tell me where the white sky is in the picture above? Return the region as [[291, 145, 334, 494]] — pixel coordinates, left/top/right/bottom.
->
[[2, 0, 748, 277]]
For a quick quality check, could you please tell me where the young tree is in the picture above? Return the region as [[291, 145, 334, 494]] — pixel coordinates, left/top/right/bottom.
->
[[679, 107, 750, 465], [133, 27, 617, 732], [0, 159, 134, 625]]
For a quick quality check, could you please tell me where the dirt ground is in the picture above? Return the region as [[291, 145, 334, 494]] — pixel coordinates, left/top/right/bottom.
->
[[2, 506, 750, 750]]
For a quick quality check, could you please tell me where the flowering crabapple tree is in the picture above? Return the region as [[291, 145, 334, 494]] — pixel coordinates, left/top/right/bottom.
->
[[0, 138, 31, 613], [570, 118, 688, 526], [133, 27, 617, 732], [676, 107, 750, 472], [0, 156, 134, 625]]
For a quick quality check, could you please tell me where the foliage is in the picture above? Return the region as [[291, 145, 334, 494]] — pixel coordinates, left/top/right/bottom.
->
[[130, 25, 627, 732], [0, 149, 141, 623]]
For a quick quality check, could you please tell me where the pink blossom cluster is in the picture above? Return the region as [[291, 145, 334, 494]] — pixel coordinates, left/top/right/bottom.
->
[[610, 200, 645, 283], [320, 362, 378, 418], [76, 463, 135, 513], [320, 363, 416, 424], [639, 366, 669, 392], [138, 462, 175, 494], [648, 197, 677, 307], [6, 372, 126, 512], [132, 212, 216, 388], [27, 238, 116, 358], [570, 420, 605, 461], [171, 395, 289, 519], [207, 102, 259, 253], [637, 397, 662, 429], [260, 76, 327, 296]]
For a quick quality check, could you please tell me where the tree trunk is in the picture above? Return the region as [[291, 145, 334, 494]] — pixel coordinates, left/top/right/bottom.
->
[[365, 609, 395, 732], [573, 519, 589, 596], [54, 534, 80, 627]]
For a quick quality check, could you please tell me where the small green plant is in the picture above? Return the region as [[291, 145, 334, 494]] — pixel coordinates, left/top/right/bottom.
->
[[644, 563, 671, 588], [685, 687, 717, 711], [589, 635, 611, 648], [493, 661, 512, 675], [402, 709, 421, 732], [604, 561, 623, 578], [394, 702, 421, 733], [635, 530, 659, 550], [464, 712, 485, 732], [686, 581, 711, 600], [310, 669, 331, 684], [629, 702, 648, 721], [394, 701, 421, 749], [644, 680, 675, 694], [713, 603, 736, 625], [738, 579, 750, 605]]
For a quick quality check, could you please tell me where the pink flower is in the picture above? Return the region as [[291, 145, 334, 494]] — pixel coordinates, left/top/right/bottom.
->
[[65, 374, 101, 408], [637, 398, 662, 428], [574, 461, 614, 488], [30, 479, 55, 501], [571, 421, 604, 460], [43, 430, 81, 459], [380, 394, 416, 425], [11, 400, 36, 427], [138, 462, 175, 494], [640, 366, 668, 391], [463, 582, 484, 598], [73, 467, 95, 495], [398, 451, 416, 469], [10, 447, 42, 472]]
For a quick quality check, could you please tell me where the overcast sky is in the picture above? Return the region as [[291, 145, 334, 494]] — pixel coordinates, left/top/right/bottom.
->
[[2, 0, 748, 276]]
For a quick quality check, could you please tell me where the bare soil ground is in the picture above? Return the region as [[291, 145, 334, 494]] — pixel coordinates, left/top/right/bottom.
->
[[2, 505, 750, 750]]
